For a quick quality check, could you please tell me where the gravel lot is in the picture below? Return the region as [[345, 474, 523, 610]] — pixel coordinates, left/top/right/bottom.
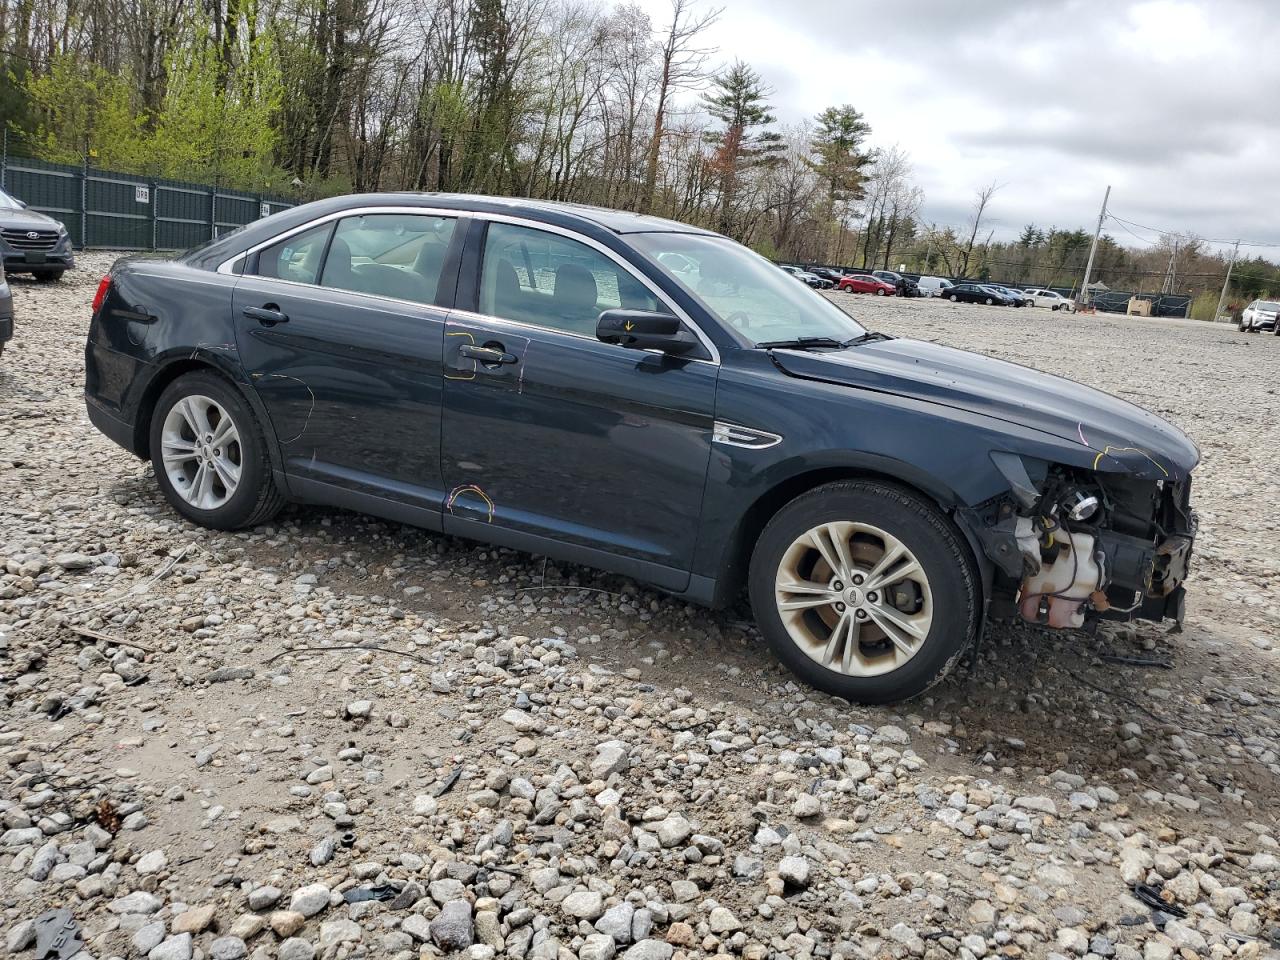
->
[[2, 254, 1278, 960]]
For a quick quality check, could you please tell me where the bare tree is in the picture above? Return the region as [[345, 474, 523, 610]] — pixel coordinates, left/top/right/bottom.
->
[[638, 0, 719, 215], [960, 179, 1002, 276]]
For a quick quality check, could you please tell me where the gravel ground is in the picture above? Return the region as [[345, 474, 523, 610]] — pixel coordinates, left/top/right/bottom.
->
[[2, 254, 1278, 960]]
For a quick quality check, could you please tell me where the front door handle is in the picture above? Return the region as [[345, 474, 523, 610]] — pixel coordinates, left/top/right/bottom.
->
[[243, 305, 289, 326], [458, 343, 517, 365]]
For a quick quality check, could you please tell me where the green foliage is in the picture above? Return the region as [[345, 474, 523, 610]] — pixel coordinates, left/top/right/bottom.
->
[[810, 105, 871, 205], [1188, 290, 1221, 321], [25, 55, 147, 169]]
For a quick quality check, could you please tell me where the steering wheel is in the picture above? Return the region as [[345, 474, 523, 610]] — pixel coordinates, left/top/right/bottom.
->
[[725, 310, 752, 330]]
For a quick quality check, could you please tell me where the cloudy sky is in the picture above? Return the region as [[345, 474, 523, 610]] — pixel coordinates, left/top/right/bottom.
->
[[630, 0, 1279, 256]]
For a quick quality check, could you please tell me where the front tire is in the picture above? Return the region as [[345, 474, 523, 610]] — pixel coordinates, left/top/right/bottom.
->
[[748, 481, 979, 704], [149, 371, 285, 530], [33, 269, 64, 283], [876, 288, 886, 296]]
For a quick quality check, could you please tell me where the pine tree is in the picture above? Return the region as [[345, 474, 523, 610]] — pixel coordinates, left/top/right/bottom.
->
[[702, 60, 783, 237]]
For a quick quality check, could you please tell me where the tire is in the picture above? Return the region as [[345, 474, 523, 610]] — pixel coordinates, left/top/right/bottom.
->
[[948, 294, 958, 302], [748, 480, 979, 704], [149, 370, 285, 530], [33, 269, 64, 282], [984, 297, 993, 305], [876, 288, 886, 296]]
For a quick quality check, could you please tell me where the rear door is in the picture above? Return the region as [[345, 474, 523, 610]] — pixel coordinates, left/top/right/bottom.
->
[[438, 218, 718, 588], [233, 209, 464, 509]]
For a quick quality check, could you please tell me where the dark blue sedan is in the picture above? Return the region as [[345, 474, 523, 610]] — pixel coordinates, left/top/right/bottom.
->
[[85, 194, 1198, 703]]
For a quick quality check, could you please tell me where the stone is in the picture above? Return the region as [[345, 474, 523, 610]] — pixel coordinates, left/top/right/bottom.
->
[[592, 740, 630, 779], [778, 855, 811, 888], [135, 849, 167, 876], [562, 890, 605, 920], [209, 937, 247, 960], [110, 891, 164, 914], [288, 882, 331, 917], [172, 904, 216, 934], [620, 941, 673, 960], [654, 814, 692, 848], [148, 933, 193, 960], [132, 922, 166, 955], [707, 907, 741, 934], [278, 938, 315, 960], [580, 934, 617, 960], [269, 912, 306, 937], [430, 900, 475, 951], [596, 902, 636, 944]]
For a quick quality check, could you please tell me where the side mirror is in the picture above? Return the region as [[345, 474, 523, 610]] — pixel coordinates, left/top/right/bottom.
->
[[596, 309, 698, 355], [17, 200, 27, 209]]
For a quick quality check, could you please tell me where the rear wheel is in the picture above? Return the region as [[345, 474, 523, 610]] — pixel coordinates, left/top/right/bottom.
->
[[748, 481, 979, 704], [948, 294, 958, 302], [984, 297, 993, 305], [149, 371, 284, 530]]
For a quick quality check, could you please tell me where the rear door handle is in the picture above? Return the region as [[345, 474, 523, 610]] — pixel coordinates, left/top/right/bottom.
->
[[243, 305, 289, 326], [458, 343, 517, 365]]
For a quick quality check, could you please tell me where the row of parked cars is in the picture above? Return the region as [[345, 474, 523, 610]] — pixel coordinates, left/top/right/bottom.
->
[[779, 262, 1078, 311]]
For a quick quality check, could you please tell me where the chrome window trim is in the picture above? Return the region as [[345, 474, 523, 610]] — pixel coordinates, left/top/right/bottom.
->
[[217, 204, 721, 364], [215, 205, 464, 277]]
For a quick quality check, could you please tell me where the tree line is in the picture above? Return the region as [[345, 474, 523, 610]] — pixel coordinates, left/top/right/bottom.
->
[[1, 0, 1277, 308]]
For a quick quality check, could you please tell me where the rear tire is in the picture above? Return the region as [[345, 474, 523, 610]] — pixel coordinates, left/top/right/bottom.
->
[[948, 294, 958, 302], [984, 297, 993, 305], [748, 481, 979, 704], [149, 371, 285, 530]]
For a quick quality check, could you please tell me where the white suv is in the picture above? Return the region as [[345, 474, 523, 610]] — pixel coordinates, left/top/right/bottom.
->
[[1023, 288, 1075, 312], [1239, 300, 1279, 333]]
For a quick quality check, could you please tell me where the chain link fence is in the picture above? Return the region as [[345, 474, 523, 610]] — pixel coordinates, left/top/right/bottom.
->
[[0, 152, 294, 250]]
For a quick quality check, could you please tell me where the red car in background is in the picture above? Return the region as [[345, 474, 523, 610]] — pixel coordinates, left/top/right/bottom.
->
[[837, 273, 896, 295]]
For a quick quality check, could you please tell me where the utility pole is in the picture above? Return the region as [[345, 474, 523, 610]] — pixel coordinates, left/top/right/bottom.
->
[[1213, 240, 1240, 323], [1161, 239, 1179, 295], [1079, 185, 1110, 308]]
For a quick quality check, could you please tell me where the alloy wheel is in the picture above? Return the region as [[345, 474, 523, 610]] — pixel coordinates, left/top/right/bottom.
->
[[773, 521, 934, 677], [160, 394, 242, 510]]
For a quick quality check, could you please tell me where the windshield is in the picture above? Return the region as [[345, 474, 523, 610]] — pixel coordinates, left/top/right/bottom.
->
[[632, 233, 865, 345], [1259, 301, 1280, 312], [0, 189, 22, 210]]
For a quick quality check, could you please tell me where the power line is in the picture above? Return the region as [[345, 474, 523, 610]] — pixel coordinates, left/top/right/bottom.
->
[[1107, 211, 1280, 251]]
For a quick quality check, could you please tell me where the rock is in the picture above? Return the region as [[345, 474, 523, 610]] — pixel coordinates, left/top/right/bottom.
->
[[620, 941, 673, 960], [247, 886, 282, 911], [172, 904, 216, 934], [320, 919, 363, 946], [110, 891, 164, 914], [412, 794, 439, 817], [778, 855, 811, 888], [344, 700, 373, 719], [430, 899, 474, 951], [148, 933, 193, 960], [596, 902, 635, 944], [288, 882, 331, 917], [269, 912, 306, 937], [580, 934, 617, 960], [136, 849, 167, 876], [708, 907, 741, 934], [590, 740, 629, 779], [6, 920, 36, 954], [792, 794, 821, 818], [278, 937, 315, 960], [402, 914, 432, 942], [1014, 795, 1058, 816], [133, 922, 166, 955], [562, 890, 605, 920], [205, 666, 255, 682], [209, 937, 248, 960], [654, 814, 692, 848]]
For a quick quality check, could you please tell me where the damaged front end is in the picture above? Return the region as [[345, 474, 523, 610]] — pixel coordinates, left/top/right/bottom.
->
[[960, 452, 1197, 632]]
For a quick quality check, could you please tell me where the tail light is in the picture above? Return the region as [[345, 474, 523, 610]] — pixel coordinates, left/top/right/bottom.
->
[[91, 276, 112, 314]]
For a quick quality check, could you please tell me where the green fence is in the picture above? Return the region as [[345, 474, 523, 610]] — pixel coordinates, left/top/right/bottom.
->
[[0, 154, 294, 250]]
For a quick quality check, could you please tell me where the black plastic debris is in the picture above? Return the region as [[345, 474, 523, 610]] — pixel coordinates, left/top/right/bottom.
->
[[34, 908, 82, 960], [1131, 883, 1187, 919], [342, 884, 398, 904], [433, 767, 462, 797]]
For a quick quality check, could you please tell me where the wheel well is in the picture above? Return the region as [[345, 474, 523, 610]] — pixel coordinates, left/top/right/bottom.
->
[[716, 466, 974, 608], [133, 359, 227, 458]]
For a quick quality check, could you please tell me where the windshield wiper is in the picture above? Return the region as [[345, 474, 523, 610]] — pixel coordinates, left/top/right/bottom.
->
[[755, 337, 846, 350], [842, 331, 893, 346]]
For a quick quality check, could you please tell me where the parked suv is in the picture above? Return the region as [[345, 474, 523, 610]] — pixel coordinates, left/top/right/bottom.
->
[[0, 188, 75, 281], [915, 276, 953, 297], [1024, 288, 1075, 312], [84, 193, 1199, 704], [1238, 299, 1279, 333], [0, 264, 11, 357]]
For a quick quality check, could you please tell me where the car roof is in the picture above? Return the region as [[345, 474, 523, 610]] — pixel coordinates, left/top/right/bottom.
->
[[183, 191, 720, 270]]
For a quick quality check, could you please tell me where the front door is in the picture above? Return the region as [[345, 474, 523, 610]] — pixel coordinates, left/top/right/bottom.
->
[[232, 211, 463, 508], [440, 220, 718, 589]]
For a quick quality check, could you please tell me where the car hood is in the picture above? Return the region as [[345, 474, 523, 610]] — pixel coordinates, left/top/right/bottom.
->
[[0, 207, 61, 229], [772, 337, 1199, 480]]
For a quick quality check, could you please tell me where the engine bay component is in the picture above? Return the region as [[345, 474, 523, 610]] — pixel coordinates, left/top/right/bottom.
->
[[1017, 524, 1105, 628]]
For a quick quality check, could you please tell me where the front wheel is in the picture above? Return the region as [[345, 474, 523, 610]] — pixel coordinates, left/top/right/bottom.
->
[[748, 481, 979, 704], [876, 289, 886, 296], [149, 371, 285, 530], [33, 269, 64, 283], [984, 297, 993, 305]]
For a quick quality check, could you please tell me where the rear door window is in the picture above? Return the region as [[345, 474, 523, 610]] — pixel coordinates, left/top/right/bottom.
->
[[253, 223, 334, 284], [319, 214, 457, 305]]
